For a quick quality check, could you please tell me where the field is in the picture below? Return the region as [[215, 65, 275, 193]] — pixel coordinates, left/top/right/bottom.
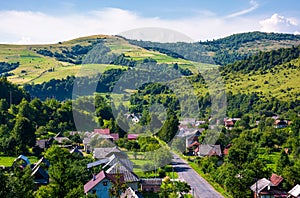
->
[[32, 64, 126, 84]]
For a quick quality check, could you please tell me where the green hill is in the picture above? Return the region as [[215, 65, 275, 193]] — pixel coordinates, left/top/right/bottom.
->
[[1, 31, 300, 102], [0, 35, 212, 85], [128, 31, 300, 66]]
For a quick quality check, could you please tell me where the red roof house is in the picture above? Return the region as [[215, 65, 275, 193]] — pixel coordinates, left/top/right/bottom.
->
[[110, 133, 119, 141], [84, 170, 123, 198], [270, 173, 284, 187], [127, 134, 139, 140], [94, 128, 110, 135]]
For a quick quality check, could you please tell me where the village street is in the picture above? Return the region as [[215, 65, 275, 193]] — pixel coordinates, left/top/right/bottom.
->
[[172, 153, 224, 198]]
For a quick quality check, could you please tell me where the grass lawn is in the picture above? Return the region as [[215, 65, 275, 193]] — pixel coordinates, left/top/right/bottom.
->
[[126, 151, 178, 179], [0, 156, 39, 167]]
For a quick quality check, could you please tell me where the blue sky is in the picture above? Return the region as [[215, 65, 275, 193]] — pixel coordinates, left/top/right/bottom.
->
[[0, 0, 299, 43]]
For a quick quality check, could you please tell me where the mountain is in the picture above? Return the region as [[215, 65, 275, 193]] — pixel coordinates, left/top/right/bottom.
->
[[1, 31, 300, 102], [128, 31, 300, 66], [0, 35, 211, 85]]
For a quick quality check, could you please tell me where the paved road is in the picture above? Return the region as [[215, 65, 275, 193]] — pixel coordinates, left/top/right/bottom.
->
[[172, 153, 224, 198]]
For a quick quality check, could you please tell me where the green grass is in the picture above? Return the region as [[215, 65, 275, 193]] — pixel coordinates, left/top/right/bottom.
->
[[126, 151, 178, 179], [225, 58, 300, 101], [0, 156, 38, 167], [31, 64, 126, 84]]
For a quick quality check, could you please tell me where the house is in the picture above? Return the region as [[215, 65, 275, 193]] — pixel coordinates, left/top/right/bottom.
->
[[140, 178, 162, 192], [127, 134, 139, 140], [274, 120, 288, 129], [48, 132, 71, 145], [106, 161, 140, 191], [110, 133, 119, 141], [185, 129, 202, 148], [270, 174, 284, 187], [250, 177, 287, 198], [93, 146, 127, 159], [177, 127, 203, 138], [121, 187, 143, 198], [223, 144, 232, 155], [179, 118, 196, 126], [70, 146, 83, 157], [125, 113, 141, 124], [87, 158, 110, 169], [102, 154, 134, 171], [12, 155, 31, 168], [187, 141, 200, 156], [288, 184, 300, 198], [197, 145, 222, 157], [83, 133, 114, 152], [31, 163, 49, 188], [84, 170, 123, 198], [94, 128, 110, 135], [36, 139, 50, 150], [224, 118, 241, 129]]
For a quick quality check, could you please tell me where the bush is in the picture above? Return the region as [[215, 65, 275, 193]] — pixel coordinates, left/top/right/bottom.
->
[[158, 168, 166, 178]]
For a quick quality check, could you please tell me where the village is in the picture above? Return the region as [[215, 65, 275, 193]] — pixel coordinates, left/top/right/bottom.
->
[[1, 114, 299, 198]]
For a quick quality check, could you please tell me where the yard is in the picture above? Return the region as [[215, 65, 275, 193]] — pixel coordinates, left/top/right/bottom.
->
[[127, 151, 178, 179], [0, 155, 38, 167]]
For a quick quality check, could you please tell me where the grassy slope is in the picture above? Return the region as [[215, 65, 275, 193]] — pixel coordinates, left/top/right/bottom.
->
[[0, 35, 214, 85], [225, 58, 300, 101], [1, 34, 300, 101]]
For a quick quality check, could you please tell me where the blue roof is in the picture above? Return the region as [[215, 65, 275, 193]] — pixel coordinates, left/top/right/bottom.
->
[[87, 158, 109, 169]]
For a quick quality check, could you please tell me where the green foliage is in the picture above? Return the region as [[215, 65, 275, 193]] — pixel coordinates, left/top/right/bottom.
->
[[275, 150, 291, 174], [24, 68, 125, 101], [146, 147, 173, 168], [0, 167, 35, 198], [157, 111, 179, 143], [0, 77, 29, 104], [109, 174, 127, 197], [36, 146, 93, 198], [129, 31, 300, 66], [0, 62, 19, 74], [12, 116, 36, 155], [222, 45, 300, 74], [160, 177, 191, 197]]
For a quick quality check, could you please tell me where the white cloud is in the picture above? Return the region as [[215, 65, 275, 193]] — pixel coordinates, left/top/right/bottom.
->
[[259, 13, 299, 33], [0, 8, 268, 44], [226, 0, 259, 18]]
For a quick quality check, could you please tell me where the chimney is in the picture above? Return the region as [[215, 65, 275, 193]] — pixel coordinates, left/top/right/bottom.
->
[[93, 174, 96, 181]]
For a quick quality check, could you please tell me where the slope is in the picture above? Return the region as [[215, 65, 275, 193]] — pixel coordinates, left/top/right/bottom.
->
[[0, 35, 213, 85]]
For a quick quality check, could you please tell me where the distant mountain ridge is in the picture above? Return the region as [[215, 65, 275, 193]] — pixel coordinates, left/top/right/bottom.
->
[[127, 31, 300, 66]]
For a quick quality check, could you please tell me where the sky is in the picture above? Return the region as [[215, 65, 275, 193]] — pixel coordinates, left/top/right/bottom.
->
[[0, 0, 300, 44]]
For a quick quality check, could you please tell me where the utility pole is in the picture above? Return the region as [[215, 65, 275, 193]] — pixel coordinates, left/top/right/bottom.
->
[[192, 187, 194, 197]]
